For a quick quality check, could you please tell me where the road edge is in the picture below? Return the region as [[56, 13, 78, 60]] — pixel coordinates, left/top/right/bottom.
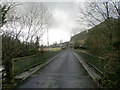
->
[[72, 50, 101, 83], [15, 51, 65, 87], [74, 50, 104, 75]]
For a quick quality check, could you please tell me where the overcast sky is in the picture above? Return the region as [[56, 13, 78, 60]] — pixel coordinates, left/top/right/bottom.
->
[[40, 2, 88, 45], [3, 2, 90, 45], [2, 0, 119, 45]]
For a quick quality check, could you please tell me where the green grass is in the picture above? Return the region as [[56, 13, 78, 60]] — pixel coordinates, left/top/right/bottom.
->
[[43, 47, 62, 51]]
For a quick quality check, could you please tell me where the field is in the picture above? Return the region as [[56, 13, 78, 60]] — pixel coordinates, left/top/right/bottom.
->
[[43, 47, 62, 51]]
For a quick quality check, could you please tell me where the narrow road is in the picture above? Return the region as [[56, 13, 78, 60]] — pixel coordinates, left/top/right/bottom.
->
[[17, 48, 96, 88]]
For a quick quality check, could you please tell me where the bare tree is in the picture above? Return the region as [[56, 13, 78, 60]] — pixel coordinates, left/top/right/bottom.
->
[[18, 3, 52, 43], [1, 2, 52, 43], [77, 1, 120, 69], [78, 1, 120, 43], [1, 2, 52, 86], [78, 1, 120, 27], [0, 2, 20, 27]]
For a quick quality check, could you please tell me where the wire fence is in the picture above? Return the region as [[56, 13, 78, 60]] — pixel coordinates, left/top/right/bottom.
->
[[75, 50, 107, 74], [12, 50, 63, 76]]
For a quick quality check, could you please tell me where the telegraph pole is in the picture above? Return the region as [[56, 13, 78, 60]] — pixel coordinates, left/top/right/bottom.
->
[[118, 2, 120, 40], [47, 28, 49, 51]]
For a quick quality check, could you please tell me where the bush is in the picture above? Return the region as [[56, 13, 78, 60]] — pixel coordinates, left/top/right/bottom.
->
[[80, 46, 87, 49], [98, 64, 120, 88], [2, 35, 41, 87]]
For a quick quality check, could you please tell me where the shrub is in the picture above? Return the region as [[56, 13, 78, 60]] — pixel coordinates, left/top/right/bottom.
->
[[98, 64, 120, 88]]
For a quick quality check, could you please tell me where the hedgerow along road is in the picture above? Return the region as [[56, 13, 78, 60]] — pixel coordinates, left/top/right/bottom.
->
[[17, 48, 97, 88]]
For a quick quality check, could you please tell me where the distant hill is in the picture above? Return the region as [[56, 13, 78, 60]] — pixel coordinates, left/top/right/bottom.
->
[[69, 18, 119, 48], [70, 31, 88, 41], [69, 31, 88, 48]]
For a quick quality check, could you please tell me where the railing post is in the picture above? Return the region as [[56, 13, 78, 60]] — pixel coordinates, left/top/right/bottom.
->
[[12, 59, 14, 83]]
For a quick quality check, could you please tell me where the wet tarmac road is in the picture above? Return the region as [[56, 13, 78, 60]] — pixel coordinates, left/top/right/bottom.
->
[[17, 48, 96, 88]]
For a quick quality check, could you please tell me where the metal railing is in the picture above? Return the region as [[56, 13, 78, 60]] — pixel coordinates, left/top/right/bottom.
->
[[75, 50, 107, 74], [12, 50, 62, 76]]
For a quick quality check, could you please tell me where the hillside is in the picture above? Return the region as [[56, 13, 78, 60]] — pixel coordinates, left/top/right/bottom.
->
[[70, 31, 88, 41], [69, 31, 88, 48], [70, 18, 119, 49]]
